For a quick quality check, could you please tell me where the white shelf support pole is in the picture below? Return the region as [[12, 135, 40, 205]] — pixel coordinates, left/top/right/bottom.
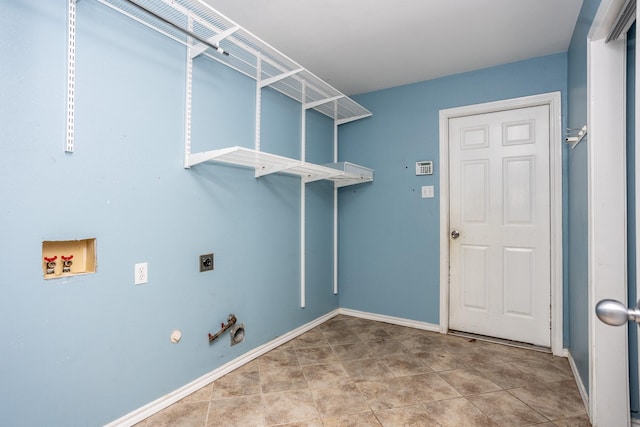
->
[[255, 57, 262, 156], [65, 0, 77, 153], [183, 17, 194, 168], [300, 80, 307, 308], [333, 100, 339, 295]]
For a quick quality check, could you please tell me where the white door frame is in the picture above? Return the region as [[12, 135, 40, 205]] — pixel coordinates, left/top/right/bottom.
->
[[587, 0, 631, 424], [438, 91, 563, 356]]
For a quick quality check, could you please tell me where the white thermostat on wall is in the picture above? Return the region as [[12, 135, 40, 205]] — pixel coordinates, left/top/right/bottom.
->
[[416, 161, 433, 175]]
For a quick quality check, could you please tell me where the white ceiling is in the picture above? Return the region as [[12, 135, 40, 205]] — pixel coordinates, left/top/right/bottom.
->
[[204, 0, 583, 95]]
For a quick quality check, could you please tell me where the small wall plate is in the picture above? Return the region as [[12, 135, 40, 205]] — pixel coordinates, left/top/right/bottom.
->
[[199, 253, 214, 272]]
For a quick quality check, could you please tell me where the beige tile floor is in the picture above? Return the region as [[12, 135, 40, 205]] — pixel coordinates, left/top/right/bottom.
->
[[135, 315, 590, 427]]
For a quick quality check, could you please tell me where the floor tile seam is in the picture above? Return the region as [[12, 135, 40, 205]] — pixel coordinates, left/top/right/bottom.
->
[[259, 384, 321, 401], [203, 399, 213, 427], [357, 385, 418, 422], [302, 361, 351, 375], [474, 362, 539, 390], [323, 408, 378, 423], [504, 381, 588, 418], [541, 378, 582, 389], [326, 342, 348, 361], [502, 387, 558, 422], [370, 405, 445, 427], [471, 360, 521, 370], [509, 356, 569, 371], [263, 408, 321, 427], [307, 389, 363, 421], [368, 408, 387, 427], [304, 381, 356, 391], [415, 394, 494, 423], [296, 347, 347, 364], [339, 355, 387, 365], [463, 390, 543, 426], [259, 384, 311, 395], [293, 345, 332, 351], [209, 391, 265, 402], [332, 336, 402, 345], [509, 368, 574, 385], [355, 380, 421, 411], [380, 366, 436, 379], [429, 366, 497, 393], [375, 365, 439, 382], [294, 343, 334, 351], [257, 362, 303, 372], [184, 397, 214, 404], [205, 397, 269, 427]]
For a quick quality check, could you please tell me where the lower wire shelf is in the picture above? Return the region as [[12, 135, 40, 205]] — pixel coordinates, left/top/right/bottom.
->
[[186, 146, 373, 187]]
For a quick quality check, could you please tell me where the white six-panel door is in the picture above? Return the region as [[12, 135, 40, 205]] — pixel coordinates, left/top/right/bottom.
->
[[448, 105, 551, 347]]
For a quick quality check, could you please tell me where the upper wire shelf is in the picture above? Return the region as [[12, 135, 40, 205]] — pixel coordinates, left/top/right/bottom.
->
[[96, 0, 372, 123]]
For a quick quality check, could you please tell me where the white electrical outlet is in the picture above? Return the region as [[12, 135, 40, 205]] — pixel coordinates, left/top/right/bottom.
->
[[134, 262, 148, 285], [421, 185, 434, 198]]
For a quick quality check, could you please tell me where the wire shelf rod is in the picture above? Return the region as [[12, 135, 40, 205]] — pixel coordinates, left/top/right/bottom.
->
[[123, 0, 230, 56], [96, 0, 188, 47], [189, 26, 239, 58]]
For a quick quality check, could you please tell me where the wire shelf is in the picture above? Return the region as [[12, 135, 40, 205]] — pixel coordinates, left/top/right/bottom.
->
[[325, 162, 374, 187], [188, 146, 373, 186], [96, 0, 371, 122]]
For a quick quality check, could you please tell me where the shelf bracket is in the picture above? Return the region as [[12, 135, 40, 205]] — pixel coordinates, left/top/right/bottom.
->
[[186, 147, 239, 167], [336, 113, 372, 126], [254, 160, 303, 178], [259, 68, 304, 88], [189, 26, 239, 59], [303, 173, 336, 184], [304, 95, 344, 111]]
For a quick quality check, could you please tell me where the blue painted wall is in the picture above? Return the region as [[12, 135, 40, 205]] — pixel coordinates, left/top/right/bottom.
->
[[566, 0, 602, 394], [338, 53, 568, 326], [0, 1, 337, 425]]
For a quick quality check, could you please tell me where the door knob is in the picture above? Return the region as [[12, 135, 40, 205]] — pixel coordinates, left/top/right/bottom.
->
[[595, 299, 640, 326], [450, 230, 460, 239]]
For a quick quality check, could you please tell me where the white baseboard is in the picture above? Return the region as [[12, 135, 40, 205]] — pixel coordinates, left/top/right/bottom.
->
[[632, 417, 640, 426], [566, 349, 591, 423], [338, 308, 440, 332], [105, 309, 340, 427]]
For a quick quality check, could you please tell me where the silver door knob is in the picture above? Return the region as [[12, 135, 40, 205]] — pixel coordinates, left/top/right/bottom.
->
[[451, 230, 460, 239], [595, 299, 640, 326]]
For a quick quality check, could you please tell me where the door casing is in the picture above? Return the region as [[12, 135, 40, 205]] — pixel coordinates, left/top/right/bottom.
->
[[438, 91, 563, 356], [586, 0, 632, 424]]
